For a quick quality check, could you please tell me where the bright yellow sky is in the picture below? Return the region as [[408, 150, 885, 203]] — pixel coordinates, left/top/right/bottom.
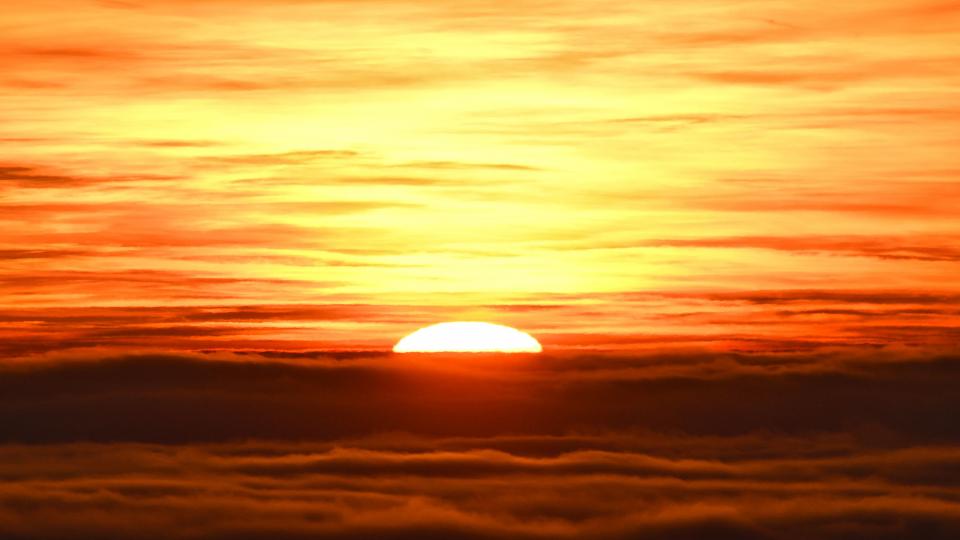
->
[[2, 0, 959, 354]]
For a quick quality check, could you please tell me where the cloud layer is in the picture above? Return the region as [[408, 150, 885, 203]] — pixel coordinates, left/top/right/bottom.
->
[[2, 430, 960, 538], [2, 350, 959, 538], [1, 350, 958, 441]]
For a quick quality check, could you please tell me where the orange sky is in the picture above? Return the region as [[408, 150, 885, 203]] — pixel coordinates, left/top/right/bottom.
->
[[2, 0, 959, 356]]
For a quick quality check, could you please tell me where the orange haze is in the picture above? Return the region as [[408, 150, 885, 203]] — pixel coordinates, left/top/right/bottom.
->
[[2, 0, 959, 357]]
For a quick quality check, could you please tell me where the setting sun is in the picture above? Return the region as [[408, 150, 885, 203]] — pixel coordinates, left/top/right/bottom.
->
[[393, 322, 543, 353]]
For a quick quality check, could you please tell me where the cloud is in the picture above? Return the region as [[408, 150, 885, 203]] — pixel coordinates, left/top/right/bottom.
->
[[200, 149, 362, 166], [1, 350, 958, 444], [132, 139, 224, 148], [686, 56, 960, 89], [3, 288, 956, 357], [0, 163, 174, 189], [0, 344, 960, 540], [1, 435, 959, 539], [682, 181, 960, 216], [391, 161, 542, 172], [0, 165, 98, 188], [637, 235, 960, 262], [10, 46, 138, 60], [675, 289, 960, 306], [0, 249, 93, 260]]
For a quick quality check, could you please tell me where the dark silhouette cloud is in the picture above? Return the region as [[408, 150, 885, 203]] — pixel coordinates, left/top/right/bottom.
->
[[1, 351, 958, 444]]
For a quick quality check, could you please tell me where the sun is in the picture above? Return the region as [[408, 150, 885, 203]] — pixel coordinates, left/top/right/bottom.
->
[[393, 322, 543, 353]]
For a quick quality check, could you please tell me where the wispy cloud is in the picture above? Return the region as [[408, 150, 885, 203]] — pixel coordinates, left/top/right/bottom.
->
[[2, 0, 959, 353]]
